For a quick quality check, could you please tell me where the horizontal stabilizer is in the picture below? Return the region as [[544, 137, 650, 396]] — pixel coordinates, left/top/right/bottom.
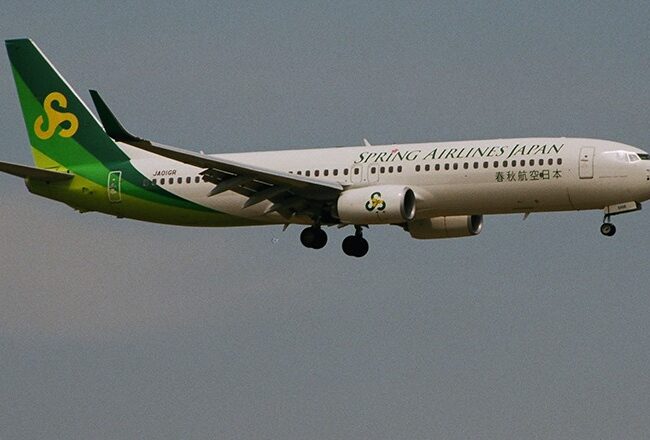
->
[[89, 89, 145, 143], [0, 160, 73, 181]]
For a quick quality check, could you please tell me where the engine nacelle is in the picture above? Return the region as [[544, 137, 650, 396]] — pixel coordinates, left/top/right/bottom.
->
[[407, 215, 483, 239], [337, 186, 416, 224]]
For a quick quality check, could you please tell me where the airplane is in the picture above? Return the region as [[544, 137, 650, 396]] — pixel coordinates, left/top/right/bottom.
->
[[2, 38, 650, 257]]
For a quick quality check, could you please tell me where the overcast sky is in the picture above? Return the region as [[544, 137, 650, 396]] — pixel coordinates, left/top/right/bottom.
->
[[2, 1, 650, 439]]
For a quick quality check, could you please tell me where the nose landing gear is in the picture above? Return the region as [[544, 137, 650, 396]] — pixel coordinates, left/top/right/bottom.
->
[[599, 202, 641, 237], [600, 213, 617, 237], [600, 221, 616, 237]]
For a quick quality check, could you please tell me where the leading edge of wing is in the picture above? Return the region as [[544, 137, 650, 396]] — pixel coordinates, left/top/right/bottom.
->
[[0, 160, 74, 181]]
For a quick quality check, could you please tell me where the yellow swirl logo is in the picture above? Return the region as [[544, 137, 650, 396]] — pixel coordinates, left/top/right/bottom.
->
[[365, 191, 386, 212], [34, 92, 79, 140]]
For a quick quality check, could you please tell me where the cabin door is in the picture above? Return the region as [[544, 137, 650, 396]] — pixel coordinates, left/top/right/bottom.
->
[[579, 147, 594, 179]]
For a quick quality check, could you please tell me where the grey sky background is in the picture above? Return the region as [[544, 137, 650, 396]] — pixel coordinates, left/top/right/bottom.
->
[[1, 1, 650, 439]]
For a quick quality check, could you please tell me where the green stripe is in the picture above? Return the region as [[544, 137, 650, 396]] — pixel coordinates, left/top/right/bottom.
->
[[7, 39, 216, 213]]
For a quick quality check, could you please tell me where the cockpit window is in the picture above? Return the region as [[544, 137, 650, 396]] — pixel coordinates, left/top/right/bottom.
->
[[638, 153, 650, 160], [605, 151, 628, 162], [628, 153, 640, 162]]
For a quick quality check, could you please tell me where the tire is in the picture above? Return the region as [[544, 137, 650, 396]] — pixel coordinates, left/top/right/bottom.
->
[[600, 223, 616, 237], [300, 227, 317, 248], [311, 228, 328, 249], [342, 235, 369, 257]]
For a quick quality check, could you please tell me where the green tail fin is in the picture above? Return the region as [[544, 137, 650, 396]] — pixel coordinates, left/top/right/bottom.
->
[[5, 38, 128, 171]]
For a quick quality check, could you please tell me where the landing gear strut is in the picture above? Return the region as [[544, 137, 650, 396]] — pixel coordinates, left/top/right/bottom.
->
[[300, 225, 328, 249], [600, 215, 616, 237], [342, 225, 369, 258]]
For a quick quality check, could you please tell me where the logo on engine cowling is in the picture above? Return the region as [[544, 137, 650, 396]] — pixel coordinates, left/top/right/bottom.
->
[[365, 191, 386, 212]]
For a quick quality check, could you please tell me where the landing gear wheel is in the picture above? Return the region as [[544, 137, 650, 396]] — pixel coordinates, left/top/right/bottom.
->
[[300, 226, 328, 249], [600, 222, 616, 237], [342, 235, 369, 257]]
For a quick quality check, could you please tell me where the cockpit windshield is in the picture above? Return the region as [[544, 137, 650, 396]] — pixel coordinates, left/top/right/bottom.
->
[[604, 150, 649, 163]]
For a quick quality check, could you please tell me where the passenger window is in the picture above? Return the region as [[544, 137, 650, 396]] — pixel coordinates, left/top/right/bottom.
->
[[503, 160, 508, 167], [473, 162, 479, 169], [388, 166, 394, 173], [558, 158, 563, 165], [416, 165, 421, 172], [548, 158, 553, 166], [397, 165, 402, 172], [160, 178, 165, 185], [369, 167, 376, 174], [529, 159, 535, 166], [306, 170, 311, 176], [493, 161, 499, 168], [520, 160, 526, 166], [333, 169, 338, 176], [186, 176, 191, 184], [324, 169, 329, 176], [539, 159, 544, 166], [353, 168, 359, 175], [297, 171, 302, 175], [463, 162, 469, 169], [453, 163, 458, 170], [168, 178, 173, 185], [380, 167, 385, 173], [315, 170, 320, 177], [511, 160, 517, 167], [483, 162, 488, 169], [344, 169, 349, 176], [434, 164, 440, 171], [444, 163, 450, 170]]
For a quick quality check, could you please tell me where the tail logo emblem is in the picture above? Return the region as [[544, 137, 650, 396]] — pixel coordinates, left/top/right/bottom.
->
[[365, 191, 386, 212], [34, 92, 79, 140]]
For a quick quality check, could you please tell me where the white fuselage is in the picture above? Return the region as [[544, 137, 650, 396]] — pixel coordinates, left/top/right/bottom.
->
[[124, 137, 650, 224]]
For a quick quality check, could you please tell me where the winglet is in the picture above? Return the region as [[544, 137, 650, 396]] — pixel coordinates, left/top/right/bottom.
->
[[89, 90, 146, 143]]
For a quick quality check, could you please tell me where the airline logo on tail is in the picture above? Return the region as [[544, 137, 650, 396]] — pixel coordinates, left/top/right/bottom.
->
[[33, 91, 78, 140]]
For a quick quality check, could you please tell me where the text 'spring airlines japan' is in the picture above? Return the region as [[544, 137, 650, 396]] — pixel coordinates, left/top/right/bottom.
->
[[2, 39, 649, 257]]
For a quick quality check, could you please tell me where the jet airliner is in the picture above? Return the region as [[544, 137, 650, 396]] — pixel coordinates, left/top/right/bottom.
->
[[2, 39, 650, 257]]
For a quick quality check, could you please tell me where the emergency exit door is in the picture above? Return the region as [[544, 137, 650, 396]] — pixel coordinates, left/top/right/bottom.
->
[[579, 147, 594, 179]]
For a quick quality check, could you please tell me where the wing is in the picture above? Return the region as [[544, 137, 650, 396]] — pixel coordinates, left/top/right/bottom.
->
[[90, 90, 343, 222]]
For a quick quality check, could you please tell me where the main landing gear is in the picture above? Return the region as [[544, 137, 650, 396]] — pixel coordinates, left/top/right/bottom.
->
[[300, 225, 328, 249], [600, 215, 616, 237], [299, 224, 369, 257], [342, 226, 369, 258]]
